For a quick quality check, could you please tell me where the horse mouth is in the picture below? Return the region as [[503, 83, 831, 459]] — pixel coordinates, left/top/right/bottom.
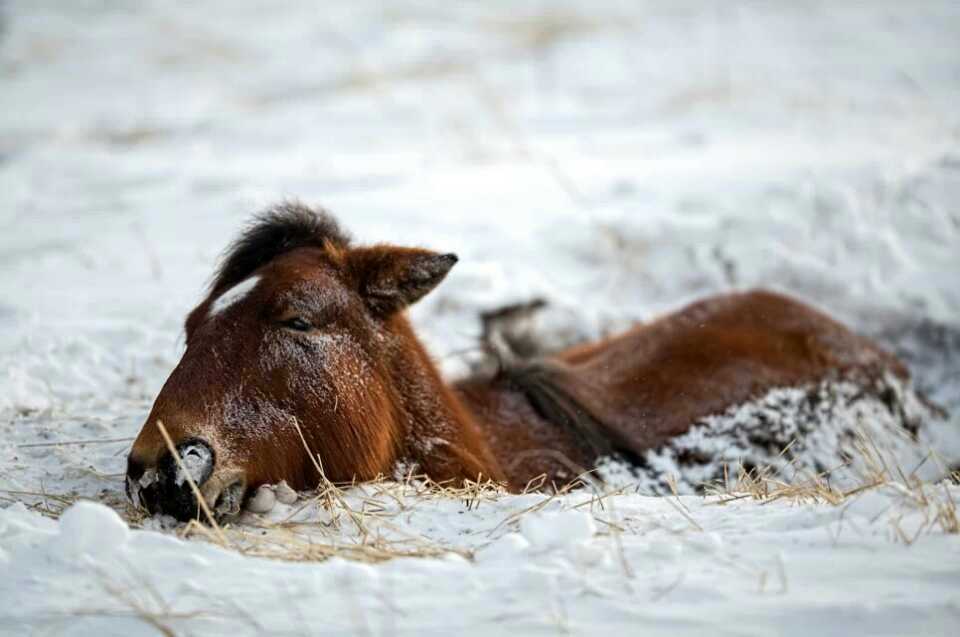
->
[[200, 472, 247, 519], [126, 468, 157, 510]]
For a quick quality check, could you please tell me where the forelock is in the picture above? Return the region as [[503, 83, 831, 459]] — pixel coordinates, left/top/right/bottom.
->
[[211, 202, 350, 294]]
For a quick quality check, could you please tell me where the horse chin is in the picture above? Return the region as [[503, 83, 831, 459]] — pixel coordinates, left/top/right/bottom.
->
[[199, 469, 248, 519]]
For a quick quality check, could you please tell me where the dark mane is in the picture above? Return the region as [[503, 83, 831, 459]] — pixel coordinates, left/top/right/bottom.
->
[[211, 202, 350, 293]]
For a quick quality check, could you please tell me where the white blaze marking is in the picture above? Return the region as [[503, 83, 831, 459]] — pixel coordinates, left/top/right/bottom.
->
[[210, 275, 261, 317]]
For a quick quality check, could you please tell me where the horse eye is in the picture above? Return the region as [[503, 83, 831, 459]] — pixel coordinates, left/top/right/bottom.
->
[[281, 317, 312, 332]]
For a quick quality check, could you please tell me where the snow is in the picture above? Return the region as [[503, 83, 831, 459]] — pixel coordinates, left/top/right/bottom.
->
[[599, 372, 959, 495], [1, 0, 960, 635], [2, 486, 959, 635], [244, 484, 276, 514]]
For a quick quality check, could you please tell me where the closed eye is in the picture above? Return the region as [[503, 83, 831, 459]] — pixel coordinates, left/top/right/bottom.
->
[[281, 317, 312, 332]]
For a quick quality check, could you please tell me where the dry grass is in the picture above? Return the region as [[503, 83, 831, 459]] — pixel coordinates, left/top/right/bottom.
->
[[3, 425, 957, 567], [194, 477, 498, 564], [0, 483, 147, 527], [155, 420, 229, 546], [701, 429, 960, 542], [178, 438, 639, 569], [480, 11, 628, 52]]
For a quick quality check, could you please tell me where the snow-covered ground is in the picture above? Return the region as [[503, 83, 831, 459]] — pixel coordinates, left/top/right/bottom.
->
[[1, 1, 959, 634]]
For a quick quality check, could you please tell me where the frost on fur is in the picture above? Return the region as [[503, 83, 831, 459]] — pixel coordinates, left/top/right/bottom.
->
[[598, 373, 945, 494]]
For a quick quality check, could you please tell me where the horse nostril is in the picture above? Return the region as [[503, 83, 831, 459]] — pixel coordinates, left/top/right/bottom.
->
[[168, 439, 215, 488], [150, 438, 216, 522]]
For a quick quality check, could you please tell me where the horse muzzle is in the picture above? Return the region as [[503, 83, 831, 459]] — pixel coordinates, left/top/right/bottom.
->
[[125, 439, 246, 522]]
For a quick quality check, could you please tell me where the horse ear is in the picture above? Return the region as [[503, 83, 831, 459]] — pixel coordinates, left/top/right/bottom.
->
[[348, 245, 458, 315]]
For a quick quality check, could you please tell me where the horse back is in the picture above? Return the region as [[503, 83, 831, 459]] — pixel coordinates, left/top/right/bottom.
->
[[545, 290, 907, 456]]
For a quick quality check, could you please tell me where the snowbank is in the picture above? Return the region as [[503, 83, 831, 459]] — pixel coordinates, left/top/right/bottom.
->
[[2, 0, 959, 634], [2, 486, 959, 636]]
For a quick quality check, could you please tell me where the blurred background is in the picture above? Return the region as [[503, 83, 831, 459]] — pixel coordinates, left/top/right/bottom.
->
[[1, 1, 959, 421]]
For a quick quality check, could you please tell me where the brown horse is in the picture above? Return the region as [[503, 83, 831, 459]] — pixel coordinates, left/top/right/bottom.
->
[[126, 203, 941, 521]]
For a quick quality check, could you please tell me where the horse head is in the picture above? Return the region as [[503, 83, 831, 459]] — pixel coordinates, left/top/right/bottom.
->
[[126, 204, 462, 520]]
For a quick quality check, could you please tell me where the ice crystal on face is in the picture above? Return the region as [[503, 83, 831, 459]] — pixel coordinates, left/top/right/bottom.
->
[[416, 437, 448, 455], [220, 386, 296, 443]]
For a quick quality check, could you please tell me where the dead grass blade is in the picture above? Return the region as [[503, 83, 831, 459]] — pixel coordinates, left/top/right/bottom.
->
[[155, 419, 230, 547]]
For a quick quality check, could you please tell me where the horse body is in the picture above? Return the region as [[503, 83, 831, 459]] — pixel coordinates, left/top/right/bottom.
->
[[454, 290, 910, 490], [126, 204, 938, 521]]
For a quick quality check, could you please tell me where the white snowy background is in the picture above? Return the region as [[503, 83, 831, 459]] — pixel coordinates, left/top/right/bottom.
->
[[1, 1, 959, 635]]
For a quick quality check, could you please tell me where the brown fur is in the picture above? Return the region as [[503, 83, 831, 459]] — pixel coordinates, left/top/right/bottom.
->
[[458, 291, 906, 487], [127, 205, 916, 517]]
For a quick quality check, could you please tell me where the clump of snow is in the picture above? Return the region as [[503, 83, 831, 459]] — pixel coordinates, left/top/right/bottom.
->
[[476, 532, 531, 562], [55, 501, 130, 560], [273, 480, 298, 505], [519, 509, 596, 549], [244, 484, 276, 514]]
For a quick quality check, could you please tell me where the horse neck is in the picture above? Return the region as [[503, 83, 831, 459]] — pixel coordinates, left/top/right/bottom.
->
[[385, 315, 506, 484]]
